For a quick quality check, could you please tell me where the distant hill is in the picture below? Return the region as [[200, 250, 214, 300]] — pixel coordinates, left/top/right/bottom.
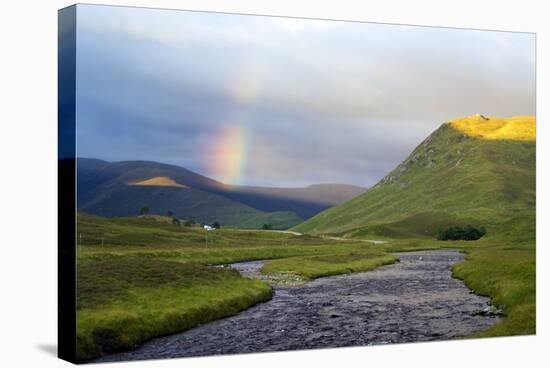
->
[[77, 159, 366, 229], [292, 115, 536, 239], [235, 183, 367, 206]]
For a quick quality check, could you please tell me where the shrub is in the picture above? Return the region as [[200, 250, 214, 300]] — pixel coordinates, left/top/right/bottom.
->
[[437, 225, 486, 240], [262, 224, 273, 230]]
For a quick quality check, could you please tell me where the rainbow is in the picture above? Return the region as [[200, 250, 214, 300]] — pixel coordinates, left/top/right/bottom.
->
[[206, 124, 248, 185], [203, 62, 265, 185]]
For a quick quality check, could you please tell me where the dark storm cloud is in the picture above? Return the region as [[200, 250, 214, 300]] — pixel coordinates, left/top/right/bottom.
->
[[75, 5, 535, 187]]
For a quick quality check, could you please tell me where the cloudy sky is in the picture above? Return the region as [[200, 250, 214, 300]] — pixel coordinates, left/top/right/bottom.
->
[[75, 4, 535, 188]]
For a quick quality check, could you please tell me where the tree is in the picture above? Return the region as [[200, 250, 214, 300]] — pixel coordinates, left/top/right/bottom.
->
[[172, 218, 180, 226], [166, 210, 174, 217], [437, 225, 486, 241], [139, 206, 149, 215], [184, 219, 195, 227], [262, 224, 273, 230], [212, 221, 221, 229]]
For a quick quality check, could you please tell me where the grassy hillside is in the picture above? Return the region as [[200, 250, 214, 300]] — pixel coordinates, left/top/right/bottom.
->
[[234, 183, 366, 207], [293, 115, 536, 338], [80, 184, 271, 227], [293, 115, 535, 237], [236, 210, 304, 230], [452, 114, 535, 141]]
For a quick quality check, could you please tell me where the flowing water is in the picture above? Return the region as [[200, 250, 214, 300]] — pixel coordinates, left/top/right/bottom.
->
[[96, 249, 500, 362]]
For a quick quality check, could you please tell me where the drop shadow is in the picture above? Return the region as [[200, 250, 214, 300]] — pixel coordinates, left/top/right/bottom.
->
[[37, 343, 57, 357]]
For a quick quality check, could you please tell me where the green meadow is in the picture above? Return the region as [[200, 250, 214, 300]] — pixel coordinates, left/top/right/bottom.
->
[[76, 212, 535, 361], [76, 213, 396, 361]]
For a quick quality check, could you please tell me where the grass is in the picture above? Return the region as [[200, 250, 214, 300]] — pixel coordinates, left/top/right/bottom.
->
[[75, 213, 393, 361], [130, 176, 189, 188], [451, 115, 535, 141], [76, 214, 535, 361], [452, 244, 535, 336], [235, 210, 304, 230], [261, 250, 397, 279], [77, 257, 272, 360]]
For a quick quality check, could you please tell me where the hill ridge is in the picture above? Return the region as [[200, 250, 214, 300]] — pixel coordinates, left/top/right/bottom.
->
[[77, 158, 366, 229], [292, 116, 535, 239]]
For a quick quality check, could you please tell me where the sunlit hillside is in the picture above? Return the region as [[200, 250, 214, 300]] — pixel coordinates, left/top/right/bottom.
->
[[130, 176, 189, 188], [451, 115, 535, 141]]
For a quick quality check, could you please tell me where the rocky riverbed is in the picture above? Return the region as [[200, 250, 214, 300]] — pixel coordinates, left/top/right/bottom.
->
[[96, 249, 500, 362]]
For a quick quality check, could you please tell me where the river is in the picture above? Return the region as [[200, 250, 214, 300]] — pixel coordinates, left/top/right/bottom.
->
[[95, 249, 500, 362]]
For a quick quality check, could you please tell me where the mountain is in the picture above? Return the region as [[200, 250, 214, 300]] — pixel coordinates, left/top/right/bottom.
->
[[77, 158, 366, 229], [292, 115, 536, 238], [234, 183, 367, 206]]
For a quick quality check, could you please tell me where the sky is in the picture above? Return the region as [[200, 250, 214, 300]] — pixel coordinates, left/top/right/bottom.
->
[[75, 4, 536, 188]]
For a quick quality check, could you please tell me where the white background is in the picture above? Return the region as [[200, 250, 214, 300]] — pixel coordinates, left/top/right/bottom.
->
[[0, 0, 547, 367]]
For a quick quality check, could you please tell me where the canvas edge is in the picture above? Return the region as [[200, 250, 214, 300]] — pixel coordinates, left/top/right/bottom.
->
[[58, 4, 77, 364]]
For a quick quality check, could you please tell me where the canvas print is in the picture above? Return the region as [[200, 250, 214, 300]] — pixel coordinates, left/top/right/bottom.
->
[[58, 4, 536, 364]]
